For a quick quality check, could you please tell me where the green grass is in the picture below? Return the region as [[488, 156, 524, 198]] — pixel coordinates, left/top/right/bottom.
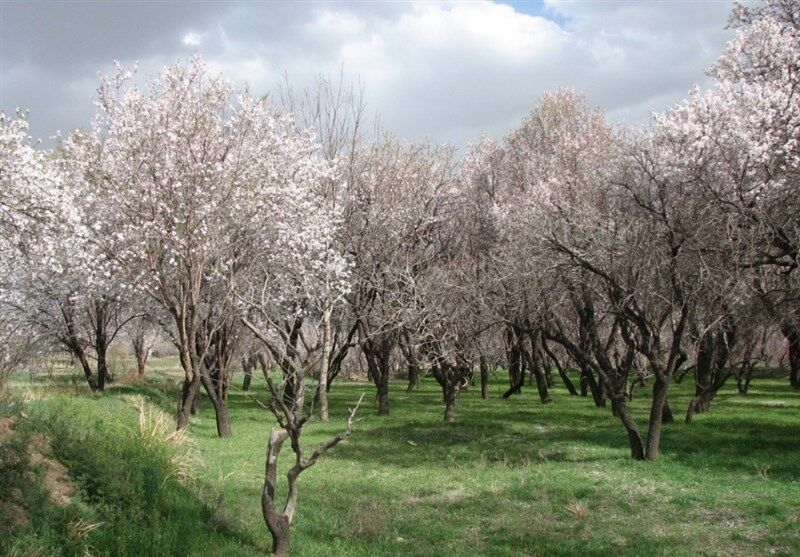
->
[[5, 361, 800, 556], [0, 394, 257, 556]]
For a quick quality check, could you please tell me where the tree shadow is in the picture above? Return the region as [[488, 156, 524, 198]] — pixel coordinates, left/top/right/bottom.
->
[[308, 379, 800, 480]]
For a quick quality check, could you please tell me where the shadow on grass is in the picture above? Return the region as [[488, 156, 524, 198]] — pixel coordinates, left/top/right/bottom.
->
[[306, 379, 800, 481]]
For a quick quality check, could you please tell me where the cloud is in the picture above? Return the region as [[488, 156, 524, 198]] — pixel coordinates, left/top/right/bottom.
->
[[182, 33, 203, 47], [0, 0, 735, 148]]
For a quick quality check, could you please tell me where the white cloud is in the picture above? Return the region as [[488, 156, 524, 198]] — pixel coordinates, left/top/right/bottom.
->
[[1, 0, 736, 149], [181, 32, 202, 47]]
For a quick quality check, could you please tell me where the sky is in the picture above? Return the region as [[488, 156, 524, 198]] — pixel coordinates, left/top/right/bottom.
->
[[0, 0, 736, 149]]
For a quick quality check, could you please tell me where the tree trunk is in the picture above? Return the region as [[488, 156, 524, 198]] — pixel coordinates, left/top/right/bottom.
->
[[661, 399, 674, 424], [542, 340, 577, 395], [737, 362, 754, 394], [242, 357, 253, 391], [406, 363, 421, 392], [430, 363, 464, 422], [686, 327, 734, 421], [93, 299, 112, 391], [521, 341, 551, 404], [506, 328, 523, 393], [502, 329, 525, 398], [190, 384, 201, 415], [544, 365, 555, 388], [581, 364, 605, 407], [479, 355, 489, 399], [74, 346, 99, 392], [444, 394, 456, 422], [63, 303, 98, 391], [530, 342, 551, 404], [132, 332, 148, 376], [377, 371, 389, 415], [645, 375, 669, 460], [96, 340, 110, 391], [206, 392, 232, 437], [614, 397, 644, 460], [213, 398, 232, 437], [135, 351, 147, 376], [685, 397, 700, 424], [400, 329, 422, 393], [200, 370, 232, 437], [270, 520, 291, 557], [262, 428, 291, 556], [177, 373, 199, 430], [787, 328, 800, 390], [501, 376, 525, 398], [364, 344, 391, 415], [318, 307, 332, 422]]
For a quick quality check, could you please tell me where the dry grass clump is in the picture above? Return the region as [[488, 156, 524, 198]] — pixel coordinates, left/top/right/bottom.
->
[[67, 516, 103, 539], [565, 499, 589, 520], [349, 500, 386, 541], [124, 395, 201, 486]]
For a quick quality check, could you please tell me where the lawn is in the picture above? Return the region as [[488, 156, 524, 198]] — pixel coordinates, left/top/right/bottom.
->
[[4, 360, 800, 556]]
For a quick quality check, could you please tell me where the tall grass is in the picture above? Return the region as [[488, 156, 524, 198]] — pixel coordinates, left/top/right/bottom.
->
[[1, 395, 257, 556]]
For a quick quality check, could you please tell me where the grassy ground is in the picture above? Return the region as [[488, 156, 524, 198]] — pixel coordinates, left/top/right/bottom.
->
[[4, 359, 800, 556]]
